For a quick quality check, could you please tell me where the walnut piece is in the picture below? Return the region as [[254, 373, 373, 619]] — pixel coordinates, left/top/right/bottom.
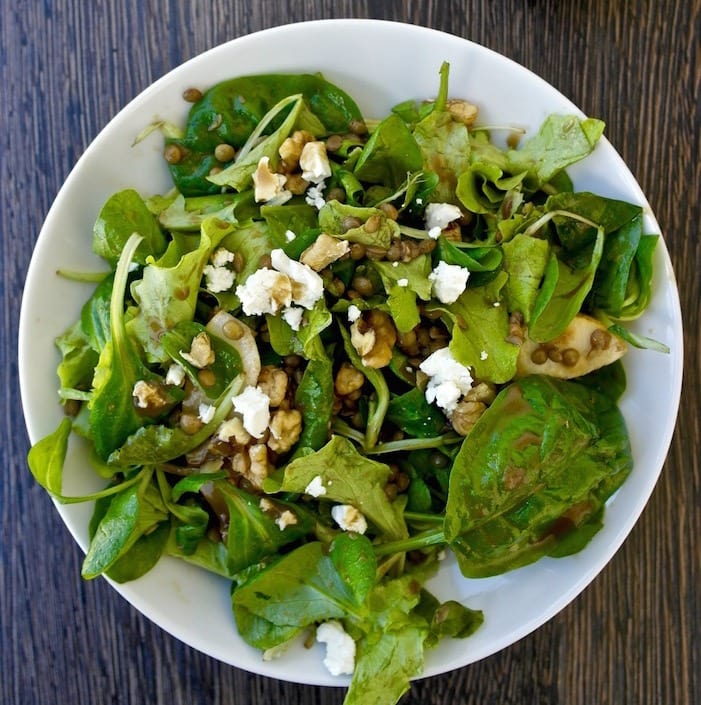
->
[[278, 130, 315, 171], [252, 156, 289, 203], [180, 332, 215, 369], [350, 310, 397, 368], [446, 99, 479, 127], [300, 233, 350, 271], [334, 362, 365, 396], [267, 409, 303, 454], [450, 400, 487, 436], [257, 366, 289, 407]]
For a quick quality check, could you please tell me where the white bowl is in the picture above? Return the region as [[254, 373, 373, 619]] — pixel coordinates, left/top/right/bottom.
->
[[19, 19, 683, 686]]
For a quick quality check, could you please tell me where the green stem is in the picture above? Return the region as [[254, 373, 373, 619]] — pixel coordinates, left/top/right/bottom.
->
[[56, 269, 110, 283], [403, 511, 444, 525], [373, 527, 446, 556], [366, 433, 462, 455]]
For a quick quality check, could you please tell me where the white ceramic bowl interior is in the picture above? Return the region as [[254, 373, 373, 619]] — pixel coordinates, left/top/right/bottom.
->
[[19, 19, 683, 686]]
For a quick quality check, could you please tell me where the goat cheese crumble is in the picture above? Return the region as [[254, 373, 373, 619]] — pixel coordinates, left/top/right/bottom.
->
[[231, 386, 271, 438], [203, 264, 235, 293], [424, 202, 462, 231], [419, 347, 474, 413], [331, 504, 368, 534], [305, 475, 327, 497], [429, 260, 470, 304], [316, 621, 356, 676]]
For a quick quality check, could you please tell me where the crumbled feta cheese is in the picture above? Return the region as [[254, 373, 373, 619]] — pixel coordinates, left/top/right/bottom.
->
[[165, 363, 186, 387], [331, 504, 368, 534], [216, 416, 251, 445], [424, 202, 462, 231], [198, 403, 216, 424], [305, 475, 327, 497], [392, 261, 399, 267], [211, 247, 235, 267], [282, 305, 304, 331], [203, 264, 235, 293], [316, 621, 356, 676], [480, 350, 489, 361], [493, 301, 501, 307], [285, 229, 296, 242], [180, 332, 216, 369], [305, 181, 326, 209], [235, 268, 293, 316], [275, 509, 298, 531], [416, 197, 423, 205], [299, 141, 332, 183], [270, 249, 324, 309], [396, 278, 409, 288], [231, 386, 271, 438], [419, 347, 474, 413], [253, 156, 291, 203], [347, 304, 362, 323], [259, 497, 275, 512], [427, 226, 442, 239], [429, 261, 470, 304]]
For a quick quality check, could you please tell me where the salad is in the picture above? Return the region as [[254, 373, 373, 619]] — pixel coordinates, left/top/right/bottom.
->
[[28, 63, 665, 705]]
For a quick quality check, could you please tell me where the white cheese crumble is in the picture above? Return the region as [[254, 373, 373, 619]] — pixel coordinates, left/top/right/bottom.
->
[[392, 261, 399, 267], [132, 380, 159, 409], [285, 229, 296, 242], [419, 347, 474, 413], [347, 304, 362, 323], [427, 226, 442, 240], [252, 156, 291, 204], [270, 248, 324, 309], [305, 475, 327, 497], [211, 247, 235, 267], [275, 509, 298, 531], [429, 261, 470, 304], [424, 202, 462, 231], [480, 350, 489, 361], [282, 305, 304, 331], [235, 268, 292, 316], [331, 504, 368, 534], [165, 363, 186, 387], [198, 403, 216, 424], [299, 141, 332, 183], [231, 386, 271, 438], [396, 278, 409, 287], [316, 621, 356, 676], [203, 264, 235, 293], [305, 181, 326, 210]]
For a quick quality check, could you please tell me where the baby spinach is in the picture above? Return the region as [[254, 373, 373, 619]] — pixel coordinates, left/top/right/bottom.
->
[[387, 388, 446, 439]]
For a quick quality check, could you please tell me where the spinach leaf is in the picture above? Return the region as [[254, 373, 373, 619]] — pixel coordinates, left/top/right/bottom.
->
[[161, 320, 242, 399], [80, 272, 114, 353], [261, 202, 319, 243], [93, 189, 167, 266], [295, 353, 335, 452], [276, 436, 408, 541], [354, 114, 423, 189], [529, 228, 604, 342], [501, 233, 550, 322], [213, 481, 314, 574], [435, 237, 504, 286], [618, 234, 659, 320], [386, 388, 446, 439], [82, 470, 169, 579], [386, 285, 421, 333], [444, 376, 632, 577], [27, 417, 72, 497]]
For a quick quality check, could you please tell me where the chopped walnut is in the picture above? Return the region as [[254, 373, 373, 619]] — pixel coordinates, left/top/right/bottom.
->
[[247, 443, 271, 488], [216, 416, 251, 446], [257, 366, 289, 407], [350, 310, 397, 368], [446, 99, 479, 127], [334, 362, 365, 396], [300, 233, 350, 271], [464, 382, 497, 405], [278, 130, 315, 171], [180, 332, 215, 369], [132, 380, 170, 414], [450, 400, 487, 436], [252, 156, 290, 203], [267, 409, 303, 454]]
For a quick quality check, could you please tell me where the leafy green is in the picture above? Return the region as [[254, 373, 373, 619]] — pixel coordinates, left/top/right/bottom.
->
[[318, 201, 400, 249]]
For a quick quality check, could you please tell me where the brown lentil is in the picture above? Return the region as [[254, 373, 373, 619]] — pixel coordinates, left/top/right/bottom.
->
[[351, 275, 375, 297], [590, 328, 612, 350], [223, 319, 244, 340], [214, 143, 236, 162], [326, 187, 346, 203], [365, 245, 387, 260], [385, 241, 402, 261], [341, 215, 362, 232], [283, 354, 303, 368], [530, 347, 549, 365], [197, 368, 217, 387], [349, 242, 367, 260], [364, 214, 382, 233], [182, 87, 203, 103], [232, 252, 245, 273], [325, 134, 343, 152], [180, 413, 202, 435], [379, 202, 399, 220], [285, 174, 309, 195], [562, 348, 580, 367], [163, 143, 184, 164], [547, 347, 563, 363], [349, 119, 368, 136]]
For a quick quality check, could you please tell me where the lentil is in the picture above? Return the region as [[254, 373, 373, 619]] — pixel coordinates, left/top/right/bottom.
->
[[182, 87, 203, 103]]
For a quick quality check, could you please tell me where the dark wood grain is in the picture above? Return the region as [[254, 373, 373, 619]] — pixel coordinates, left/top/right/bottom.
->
[[2, 1, 699, 704]]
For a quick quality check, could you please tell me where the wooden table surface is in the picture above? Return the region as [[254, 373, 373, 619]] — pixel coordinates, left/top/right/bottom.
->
[[3, 2, 699, 704]]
